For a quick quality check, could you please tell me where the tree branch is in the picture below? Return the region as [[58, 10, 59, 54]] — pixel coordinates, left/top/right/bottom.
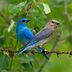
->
[[0, 48, 72, 56]]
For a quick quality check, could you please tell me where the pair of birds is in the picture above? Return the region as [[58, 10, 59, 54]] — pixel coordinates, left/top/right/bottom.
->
[[16, 18, 60, 59]]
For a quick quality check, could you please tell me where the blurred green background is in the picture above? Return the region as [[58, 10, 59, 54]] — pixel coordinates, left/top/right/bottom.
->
[[0, 0, 72, 72]]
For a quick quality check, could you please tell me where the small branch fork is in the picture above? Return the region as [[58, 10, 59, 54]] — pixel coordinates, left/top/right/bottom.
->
[[0, 48, 72, 56]]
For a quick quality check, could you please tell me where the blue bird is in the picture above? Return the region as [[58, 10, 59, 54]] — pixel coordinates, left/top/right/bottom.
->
[[16, 19, 60, 57], [16, 18, 48, 59]]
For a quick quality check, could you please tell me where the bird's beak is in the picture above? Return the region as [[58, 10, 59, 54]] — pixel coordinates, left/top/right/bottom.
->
[[27, 20, 30, 22]]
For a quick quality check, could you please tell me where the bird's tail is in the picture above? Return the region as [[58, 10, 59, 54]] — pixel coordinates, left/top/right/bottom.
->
[[16, 44, 38, 55], [37, 46, 49, 59], [16, 45, 31, 55]]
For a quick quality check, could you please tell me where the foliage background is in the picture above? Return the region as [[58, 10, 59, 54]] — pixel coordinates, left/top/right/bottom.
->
[[0, 0, 72, 72]]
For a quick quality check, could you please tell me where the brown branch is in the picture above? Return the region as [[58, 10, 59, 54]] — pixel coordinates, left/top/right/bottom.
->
[[0, 48, 72, 56], [31, 50, 72, 56], [0, 48, 16, 53]]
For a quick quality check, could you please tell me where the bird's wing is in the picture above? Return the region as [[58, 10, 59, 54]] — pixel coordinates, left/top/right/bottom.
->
[[24, 28, 34, 40], [28, 27, 53, 45]]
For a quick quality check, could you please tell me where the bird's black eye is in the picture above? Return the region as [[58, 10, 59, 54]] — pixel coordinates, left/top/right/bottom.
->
[[22, 20, 26, 23], [51, 21, 55, 23]]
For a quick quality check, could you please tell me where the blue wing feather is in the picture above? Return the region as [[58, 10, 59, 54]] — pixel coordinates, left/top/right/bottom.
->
[[24, 28, 34, 40]]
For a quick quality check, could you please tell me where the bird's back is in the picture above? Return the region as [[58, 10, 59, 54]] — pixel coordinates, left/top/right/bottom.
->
[[26, 27, 53, 46], [16, 25, 29, 43]]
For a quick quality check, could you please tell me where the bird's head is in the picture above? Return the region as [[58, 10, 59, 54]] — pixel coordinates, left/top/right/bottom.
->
[[48, 19, 60, 30], [17, 18, 30, 26]]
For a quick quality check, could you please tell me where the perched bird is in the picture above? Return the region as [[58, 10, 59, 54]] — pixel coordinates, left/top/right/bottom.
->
[[17, 19, 60, 56], [16, 18, 34, 46], [16, 18, 48, 59]]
